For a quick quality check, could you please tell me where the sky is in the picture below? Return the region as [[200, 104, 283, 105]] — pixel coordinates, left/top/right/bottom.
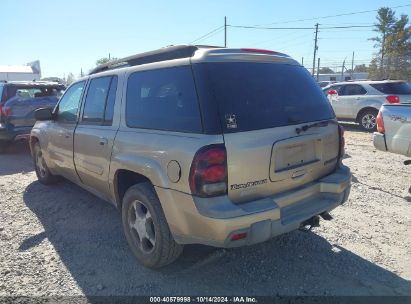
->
[[1, 0, 410, 78]]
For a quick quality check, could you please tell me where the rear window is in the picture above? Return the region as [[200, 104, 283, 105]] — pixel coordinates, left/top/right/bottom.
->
[[6, 85, 65, 101], [193, 62, 335, 133], [370, 82, 411, 95]]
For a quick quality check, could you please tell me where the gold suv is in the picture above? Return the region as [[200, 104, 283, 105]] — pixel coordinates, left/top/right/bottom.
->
[[30, 45, 351, 268]]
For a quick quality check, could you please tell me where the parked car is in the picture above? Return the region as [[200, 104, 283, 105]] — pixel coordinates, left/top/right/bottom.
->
[[30, 45, 351, 268], [323, 80, 411, 131], [0, 81, 65, 152], [318, 80, 335, 88], [373, 104, 411, 157]]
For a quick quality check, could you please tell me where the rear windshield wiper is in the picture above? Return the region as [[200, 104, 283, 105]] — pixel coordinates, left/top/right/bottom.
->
[[295, 120, 335, 135]]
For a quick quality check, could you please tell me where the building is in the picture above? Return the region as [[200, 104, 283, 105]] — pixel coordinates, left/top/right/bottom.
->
[[317, 72, 368, 82], [0, 61, 41, 81]]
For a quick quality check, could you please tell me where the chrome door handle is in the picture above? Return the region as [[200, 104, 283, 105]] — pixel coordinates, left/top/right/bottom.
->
[[99, 137, 108, 145]]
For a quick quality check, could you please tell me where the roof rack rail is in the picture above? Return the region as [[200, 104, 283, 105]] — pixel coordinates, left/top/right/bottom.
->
[[89, 45, 209, 75]]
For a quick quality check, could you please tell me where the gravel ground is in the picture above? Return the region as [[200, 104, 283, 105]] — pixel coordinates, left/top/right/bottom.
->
[[0, 124, 410, 297]]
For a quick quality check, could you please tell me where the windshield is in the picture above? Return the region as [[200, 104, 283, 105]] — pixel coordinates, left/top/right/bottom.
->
[[193, 62, 335, 133], [370, 82, 411, 95]]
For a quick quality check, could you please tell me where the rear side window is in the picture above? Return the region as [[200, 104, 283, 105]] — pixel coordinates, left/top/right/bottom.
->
[[0, 86, 4, 102], [193, 62, 335, 133], [370, 82, 411, 95], [126, 66, 202, 133], [82, 76, 118, 125], [340, 84, 367, 96]]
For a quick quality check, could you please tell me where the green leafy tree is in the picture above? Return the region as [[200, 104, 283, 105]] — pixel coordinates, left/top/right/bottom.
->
[[96, 56, 118, 66], [369, 7, 411, 81], [319, 67, 334, 74], [65, 73, 75, 86]]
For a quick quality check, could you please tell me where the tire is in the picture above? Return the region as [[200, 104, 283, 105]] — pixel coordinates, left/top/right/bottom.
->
[[122, 183, 183, 268], [33, 142, 60, 185], [358, 109, 378, 132]]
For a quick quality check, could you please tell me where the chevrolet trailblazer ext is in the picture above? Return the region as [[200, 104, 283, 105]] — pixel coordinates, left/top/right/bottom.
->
[[30, 45, 351, 268]]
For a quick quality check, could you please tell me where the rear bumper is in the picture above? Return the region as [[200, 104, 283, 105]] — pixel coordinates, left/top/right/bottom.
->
[[155, 164, 352, 247], [373, 132, 387, 152]]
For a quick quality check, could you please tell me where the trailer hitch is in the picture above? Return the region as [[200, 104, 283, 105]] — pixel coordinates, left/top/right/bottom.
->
[[299, 215, 320, 232]]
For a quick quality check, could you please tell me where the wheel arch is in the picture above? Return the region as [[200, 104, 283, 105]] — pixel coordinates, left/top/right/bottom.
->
[[113, 169, 154, 209]]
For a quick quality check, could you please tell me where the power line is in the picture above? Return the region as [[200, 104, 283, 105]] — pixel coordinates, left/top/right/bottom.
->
[[228, 24, 375, 30], [252, 3, 411, 26], [189, 26, 224, 44], [228, 25, 313, 30]]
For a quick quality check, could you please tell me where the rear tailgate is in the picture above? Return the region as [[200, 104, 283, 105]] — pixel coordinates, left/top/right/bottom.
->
[[224, 124, 339, 203], [193, 61, 339, 203]]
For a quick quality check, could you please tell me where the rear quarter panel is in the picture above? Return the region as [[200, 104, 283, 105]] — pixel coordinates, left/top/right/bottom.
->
[[381, 104, 411, 157], [355, 97, 384, 119], [109, 129, 224, 200]]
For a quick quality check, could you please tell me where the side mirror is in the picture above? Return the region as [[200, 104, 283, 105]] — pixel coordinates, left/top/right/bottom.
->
[[35, 107, 54, 121], [327, 90, 338, 96]]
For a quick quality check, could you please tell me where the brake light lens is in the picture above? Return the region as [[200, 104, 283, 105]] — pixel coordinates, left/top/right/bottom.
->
[[327, 90, 338, 95], [189, 145, 227, 197], [3, 106, 10, 116], [376, 111, 385, 134], [231, 232, 247, 241], [386, 95, 400, 104], [241, 48, 278, 54], [338, 124, 345, 159]]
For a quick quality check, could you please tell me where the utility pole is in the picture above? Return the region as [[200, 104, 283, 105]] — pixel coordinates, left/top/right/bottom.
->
[[301, 57, 304, 66], [312, 23, 319, 76], [224, 16, 227, 48], [381, 32, 386, 79], [341, 59, 346, 81], [351, 51, 354, 72], [316, 58, 320, 81], [108, 53, 111, 60]]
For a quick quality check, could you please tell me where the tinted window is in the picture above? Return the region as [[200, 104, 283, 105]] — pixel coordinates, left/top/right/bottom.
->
[[104, 77, 118, 124], [370, 82, 411, 95], [57, 81, 85, 123], [193, 63, 334, 133], [340, 84, 367, 96], [82, 76, 112, 124], [126, 66, 202, 133]]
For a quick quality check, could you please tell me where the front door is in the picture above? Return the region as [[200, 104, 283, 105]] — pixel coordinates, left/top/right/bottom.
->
[[46, 81, 86, 183]]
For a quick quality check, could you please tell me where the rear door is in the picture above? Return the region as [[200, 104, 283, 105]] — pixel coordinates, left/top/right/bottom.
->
[[337, 84, 368, 118], [74, 75, 119, 199], [194, 62, 339, 203]]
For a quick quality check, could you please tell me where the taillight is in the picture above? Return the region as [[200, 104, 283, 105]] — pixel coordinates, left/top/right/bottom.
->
[[189, 145, 227, 197], [376, 111, 385, 134], [338, 124, 345, 159], [3, 106, 10, 116], [241, 48, 278, 54], [386, 95, 400, 104]]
